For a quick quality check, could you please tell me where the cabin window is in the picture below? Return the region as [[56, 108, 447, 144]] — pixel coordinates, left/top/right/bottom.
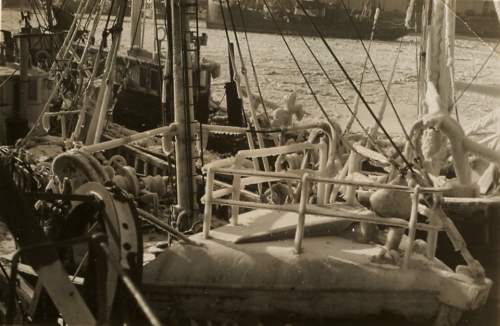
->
[[28, 80, 38, 101], [139, 67, 148, 89], [150, 69, 159, 93]]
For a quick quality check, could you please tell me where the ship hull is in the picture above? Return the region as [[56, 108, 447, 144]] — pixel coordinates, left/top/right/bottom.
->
[[206, 1, 409, 41], [142, 209, 491, 323]]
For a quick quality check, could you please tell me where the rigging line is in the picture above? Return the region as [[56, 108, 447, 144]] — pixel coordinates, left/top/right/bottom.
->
[[344, 9, 379, 134], [104, 0, 117, 36], [50, 0, 73, 29], [415, 23, 420, 118], [338, 0, 413, 147], [219, 0, 250, 127], [152, 0, 164, 115], [295, 0, 413, 171], [217, 2, 246, 129], [274, 0, 398, 168], [225, 0, 273, 183], [81, 1, 98, 33], [441, 0, 500, 54], [29, 0, 47, 29], [218, 1, 249, 127], [451, 39, 500, 110], [235, 0, 271, 124], [219, 0, 233, 48], [218, 0, 239, 84], [17, 3, 113, 150], [261, 0, 359, 156], [223, 0, 248, 86]]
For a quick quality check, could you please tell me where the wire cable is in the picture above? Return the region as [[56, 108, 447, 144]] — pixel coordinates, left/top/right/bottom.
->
[[296, 0, 413, 171], [339, 0, 413, 147], [235, 0, 271, 125]]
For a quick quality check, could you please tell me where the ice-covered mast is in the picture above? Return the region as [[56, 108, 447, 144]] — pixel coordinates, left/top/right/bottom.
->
[[415, 0, 458, 177], [170, 0, 199, 219]]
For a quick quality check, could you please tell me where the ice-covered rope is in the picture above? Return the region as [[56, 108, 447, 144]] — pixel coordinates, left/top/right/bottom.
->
[[339, 0, 414, 151], [368, 39, 404, 143], [296, 0, 413, 172], [405, 0, 416, 29], [73, 0, 107, 103], [87, 0, 127, 145], [235, 0, 271, 125], [225, 0, 272, 176], [218, 0, 265, 194], [71, 0, 110, 142], [464, 108, 500, 137], [415, 6, 422, 119]]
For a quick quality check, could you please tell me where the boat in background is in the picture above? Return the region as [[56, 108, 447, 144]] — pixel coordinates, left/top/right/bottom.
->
[[206, 0, 410, 41], [0, 1, 69, 71]]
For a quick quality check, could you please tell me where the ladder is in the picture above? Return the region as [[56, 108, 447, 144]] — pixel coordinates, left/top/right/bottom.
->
[[177, 0, 204, 229]]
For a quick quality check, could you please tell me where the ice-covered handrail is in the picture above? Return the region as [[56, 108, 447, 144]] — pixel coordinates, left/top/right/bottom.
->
[[202, 165, 462, 273]]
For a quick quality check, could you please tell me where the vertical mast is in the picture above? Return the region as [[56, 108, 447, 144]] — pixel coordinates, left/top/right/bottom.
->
[[172, 0, 198, 220], [131, 0, 143, 48]]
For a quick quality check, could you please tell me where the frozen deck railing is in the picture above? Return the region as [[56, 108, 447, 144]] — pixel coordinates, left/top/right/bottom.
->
[[201, 141, 456, 271]]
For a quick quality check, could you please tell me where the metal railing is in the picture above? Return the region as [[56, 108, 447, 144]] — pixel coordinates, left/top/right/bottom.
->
[[201, 142, 455, 271]]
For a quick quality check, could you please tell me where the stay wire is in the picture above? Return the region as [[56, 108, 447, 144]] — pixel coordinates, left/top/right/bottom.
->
[[274, 0, 399, 168], [224, 0, 248, 89], [339, 0, 413, 149], [29, 0, 47, 30], [218, 0, 248, 126], [50, 0, 72, 29], [296, 0, 413, 172], [442, 0, 500, 54], [450, 39, 500, 111], [261, 0, 359, 155], [235, 0, 271, 125], [16, 1, 116, 150], [152, 0, 164, 116]]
